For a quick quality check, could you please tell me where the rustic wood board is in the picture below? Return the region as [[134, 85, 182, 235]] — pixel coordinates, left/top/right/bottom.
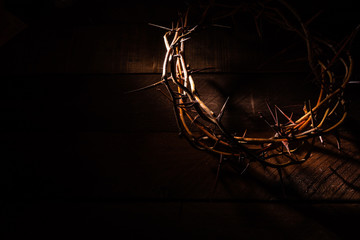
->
[[2, 73, 359, 132], [2, 73, 360, 201], [3, 201, 360, 239], [1, 1, 358, 75], [0, 73, 325, 132], [0, 22, 312, 74], [2, 130, 360, 201]]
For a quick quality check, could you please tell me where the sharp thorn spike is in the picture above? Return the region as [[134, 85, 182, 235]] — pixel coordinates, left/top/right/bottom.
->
[[180, 37, 191, 42], [217, 97, 230, 121], [242, 129, 247, 138], [148, 23, 172, 31], [319, 135, 325, 146], [124, 79, 165, 94], [265, 100, 277, 124], [334, 132, 342, 151], [240, 163, 250, 175], [282, 141, 291, 155], [275, 105, 295, 124], [337, 140, 341, 151], [211, 24, 232, 29], [189, 25, 198, 32]]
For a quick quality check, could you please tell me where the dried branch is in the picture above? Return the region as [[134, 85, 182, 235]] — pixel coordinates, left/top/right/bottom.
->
[[134, 0, 354, 169]]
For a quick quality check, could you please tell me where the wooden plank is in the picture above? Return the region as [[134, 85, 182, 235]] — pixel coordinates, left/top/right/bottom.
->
[[0, 23, 309, 74], [2, 72, 359, 132], [2, 130, 360, 201], [3, 201, 360, 238], [1, 0, 358, 75], [1, 73, 327, 132], [1, 74, 359, 201], [1, 74, 177, 132], [1, 131, 270, 201]]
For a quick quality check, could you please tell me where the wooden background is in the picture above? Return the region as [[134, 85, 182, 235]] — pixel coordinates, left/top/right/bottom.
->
[[1, 0, 360, 238]]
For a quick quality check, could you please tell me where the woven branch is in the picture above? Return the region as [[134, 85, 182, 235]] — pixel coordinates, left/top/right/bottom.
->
[[143, 1, 354, 168]]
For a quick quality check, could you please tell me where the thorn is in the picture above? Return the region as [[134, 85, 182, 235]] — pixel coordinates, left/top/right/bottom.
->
[[238, 153, 249, 174], [190, 67, 216, 74], [211, 24, 232, 29], [180, 37, 191, 42], [216, 97, 230, 121], [328, 23, 360, 68], [241, 162, 250, 175], [305, 10, 323, 26], [242, 129, 247, 138], [265, 100, 277, 125], [275, 105, 295, 124], [148, 23, 172, 31], [334, 131, 342, 151], [319, 135, 325, 146], [188, 25, 197, 33], [303, 101, 308, 114], [124, 79, 165, 94], [336, 139, 341, 151], [282, 140, 291, 155]]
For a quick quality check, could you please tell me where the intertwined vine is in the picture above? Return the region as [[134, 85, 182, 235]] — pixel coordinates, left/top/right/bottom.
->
[[131, 0, 356, 169]]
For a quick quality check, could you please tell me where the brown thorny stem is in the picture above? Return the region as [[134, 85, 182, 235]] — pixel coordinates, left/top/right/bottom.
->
[[149, 3, 353, 168]]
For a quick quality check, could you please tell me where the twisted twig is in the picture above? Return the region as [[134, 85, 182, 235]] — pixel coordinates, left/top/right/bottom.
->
[[134, 1, 354, 169]]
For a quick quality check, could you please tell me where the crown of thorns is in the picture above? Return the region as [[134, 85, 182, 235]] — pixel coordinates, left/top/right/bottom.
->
[[130, 1, 356, 169]]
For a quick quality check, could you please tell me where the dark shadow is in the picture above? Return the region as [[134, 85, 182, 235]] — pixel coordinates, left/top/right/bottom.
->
[[330, 167, 360, 192]]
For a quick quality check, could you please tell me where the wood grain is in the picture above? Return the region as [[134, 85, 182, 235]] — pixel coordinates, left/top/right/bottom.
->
[[0, 21, 310, 74], [2, 131, 360, 201], [0, 73, 321, 132]]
